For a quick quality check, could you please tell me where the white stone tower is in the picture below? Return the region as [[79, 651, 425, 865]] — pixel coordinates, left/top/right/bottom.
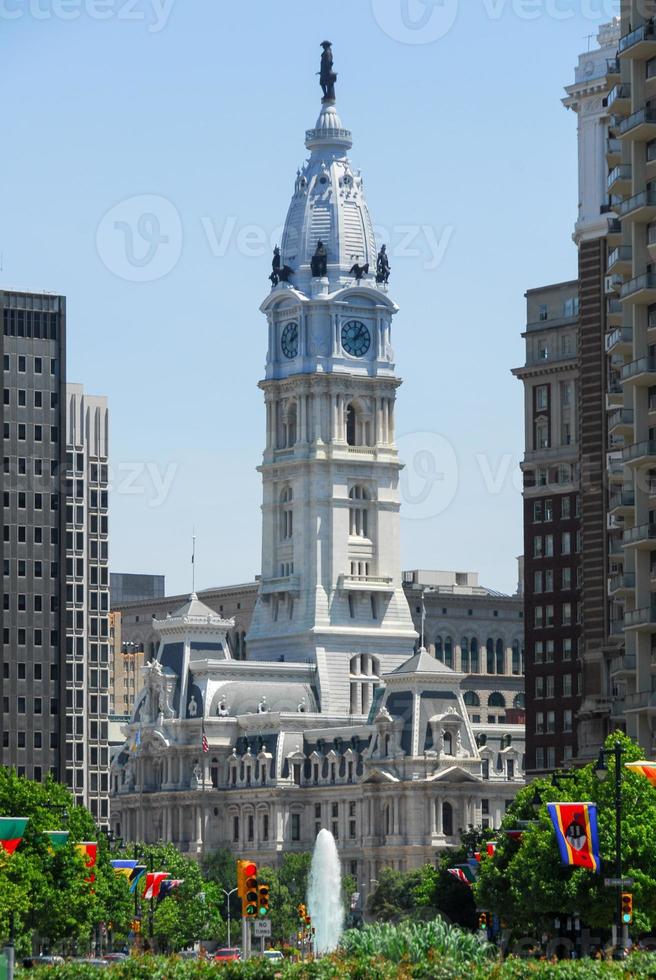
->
[[246, 44, 417, 713]]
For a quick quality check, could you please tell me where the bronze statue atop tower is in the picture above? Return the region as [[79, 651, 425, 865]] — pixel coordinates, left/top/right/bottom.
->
[[320, 41, 337, 102]]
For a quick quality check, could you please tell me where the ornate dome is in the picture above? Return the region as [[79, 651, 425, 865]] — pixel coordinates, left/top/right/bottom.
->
[[280, 100, 378, 294]]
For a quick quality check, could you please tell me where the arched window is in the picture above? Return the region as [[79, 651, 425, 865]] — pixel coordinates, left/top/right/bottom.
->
[[486, 638, 495, 674], [444, 636, 453, 669], [442, 801, 453, 837], [461, 637, 470, 672], [501, 734, 512, 749], [496, 638, 505, 675], [463, 691, 480, 707], [435, 636, 443, 662], [280, 486, 293, 540], [513, 693, 525, 709], [488, 692, 506, 709], [470, 637, 479, 673], [443, 731, 453, 755], [512, 639, 521, 675], [349, 486, 369, 537]]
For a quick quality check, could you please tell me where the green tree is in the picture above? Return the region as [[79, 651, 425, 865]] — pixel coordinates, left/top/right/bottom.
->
[[132, 842, 223, 952], [476, 731, 656, 937], [0, 767, 132, 955]]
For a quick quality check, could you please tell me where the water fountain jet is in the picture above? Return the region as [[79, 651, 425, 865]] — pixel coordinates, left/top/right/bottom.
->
[[307, 828, 344, 955]]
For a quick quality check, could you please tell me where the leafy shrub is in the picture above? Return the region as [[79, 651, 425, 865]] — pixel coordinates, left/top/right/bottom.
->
[[340, 917, 493, 964]]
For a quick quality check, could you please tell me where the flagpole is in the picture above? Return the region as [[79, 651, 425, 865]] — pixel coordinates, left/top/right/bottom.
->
[[192, 529, 196, 594], [421, 589, 426, 649]]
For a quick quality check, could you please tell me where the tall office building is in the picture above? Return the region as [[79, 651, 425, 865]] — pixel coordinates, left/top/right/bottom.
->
[[513, 281, 582, 771], [600, 0, 656, 754], [1, 298, 110, 824], [1, 289, 67, 781], [515, 21, 625, 772], [64, 384, 111, 823]]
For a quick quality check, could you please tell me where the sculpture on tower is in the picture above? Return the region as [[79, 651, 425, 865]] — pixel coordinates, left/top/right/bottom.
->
[[311, 240, 328, 278], [319, 40, 337, 102], [269, 245, 294, 287], [349, 257, 369, 281], [376, 244, 391, 285]]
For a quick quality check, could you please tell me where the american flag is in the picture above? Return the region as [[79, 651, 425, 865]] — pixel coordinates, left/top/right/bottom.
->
[[201, 723, 209, 754]]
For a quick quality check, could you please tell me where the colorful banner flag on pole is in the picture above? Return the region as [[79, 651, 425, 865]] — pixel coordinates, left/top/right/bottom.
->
[[111, 858, 139, 880], [76, 842, 98, 883], [44, 831, 70, 852], [625, 761, 656, 786], [129, 865, 147, 893], [503, 830, 524, 842], [486, 841, 498, 858], [447, 866, 475, 886], [0, 817, 29, 855], [143, 871, 169, 900], [201, 721, 209, 754], [547, 802, 600, 873], [159, 879, 184, 899]]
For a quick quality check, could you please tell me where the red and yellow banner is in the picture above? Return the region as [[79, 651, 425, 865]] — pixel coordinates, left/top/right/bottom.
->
[[76, 841, 98, 883], [625, 761, 656, 786], [547, 802, 600, 873]]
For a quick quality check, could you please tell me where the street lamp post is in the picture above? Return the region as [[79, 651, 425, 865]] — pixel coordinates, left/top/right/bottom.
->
[[222, 888, 237, 947], [595, 741, 625, 961]]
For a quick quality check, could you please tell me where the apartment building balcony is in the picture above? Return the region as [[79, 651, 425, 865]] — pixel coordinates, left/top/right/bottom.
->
[[607, 218, 623, 245], [621, 272, 656, 303], [606, 137, 623, 167], [619, 188, 656, 220], [625, 604, 656, 630], [619, 21, 656, 59], [608, 486, 635, 515], [606, 326, 633, 355], [607, 84, 632, 116], [624, 521, 656, 548], [619, 106, 656, 140], [607, 298, 623, 326], [622, 357, 656, 385], [606, 56, 621, 80], [609, 571, 636, 596], [606, 272, 624, 295], [337, 574, 394, 593], [607, 452, 625, 482], [608, 619, 625, 644], [607, 247, 632, 276], [610, 652, 637, 679]]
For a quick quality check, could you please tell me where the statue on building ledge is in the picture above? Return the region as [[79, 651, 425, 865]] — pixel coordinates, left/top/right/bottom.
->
[[311, 240, 328, 278], [319, 41, 337, 102], [269, 245, 294, 287], [376, 244, 391, 285], [349, 258, 369, 282]]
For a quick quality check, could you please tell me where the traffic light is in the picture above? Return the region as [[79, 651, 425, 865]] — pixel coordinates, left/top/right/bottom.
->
[[244, 862, 258, 918], [305, 914, 311, 927], [237, 860, 258, 917], [621, 892, 633, 924], [297, 903, 307, 920], [257, 883, 270, 917], [478, 912, 488, 929]]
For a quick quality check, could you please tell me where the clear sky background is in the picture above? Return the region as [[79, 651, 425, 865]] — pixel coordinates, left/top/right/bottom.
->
[[0, 0, 620, 597]]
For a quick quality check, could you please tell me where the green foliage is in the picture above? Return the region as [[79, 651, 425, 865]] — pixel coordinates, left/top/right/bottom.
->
[[0, 767, 132, 953], [366, 868, 424, 923], [340, 917, 494, 964], [476, 730, 656, 936], [134, 843, 223, 951]]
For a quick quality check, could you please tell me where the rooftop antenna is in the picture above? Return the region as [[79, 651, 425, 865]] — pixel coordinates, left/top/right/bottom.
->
[[191, 528, 196, 595], [584, 33, 594, 51], [420, 588, 427, 650]]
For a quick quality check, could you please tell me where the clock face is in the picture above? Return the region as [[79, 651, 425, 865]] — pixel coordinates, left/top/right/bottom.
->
[[341, 320, 371, 358], [281, 322, 299, 359]]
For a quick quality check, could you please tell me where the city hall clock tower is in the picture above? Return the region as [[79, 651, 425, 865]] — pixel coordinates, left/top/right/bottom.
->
[[246, 44, 417, 713]]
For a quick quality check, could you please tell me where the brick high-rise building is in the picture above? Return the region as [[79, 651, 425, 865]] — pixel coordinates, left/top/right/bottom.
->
[[513, 281, 582, 772]]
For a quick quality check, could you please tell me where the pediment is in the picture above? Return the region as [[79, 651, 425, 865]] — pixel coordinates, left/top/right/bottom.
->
[[361, 768, 399, 784], [428, 765, 481, 784]]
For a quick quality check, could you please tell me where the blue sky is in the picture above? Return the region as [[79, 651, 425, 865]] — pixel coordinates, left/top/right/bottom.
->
[[0, 0, 620, 597]]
